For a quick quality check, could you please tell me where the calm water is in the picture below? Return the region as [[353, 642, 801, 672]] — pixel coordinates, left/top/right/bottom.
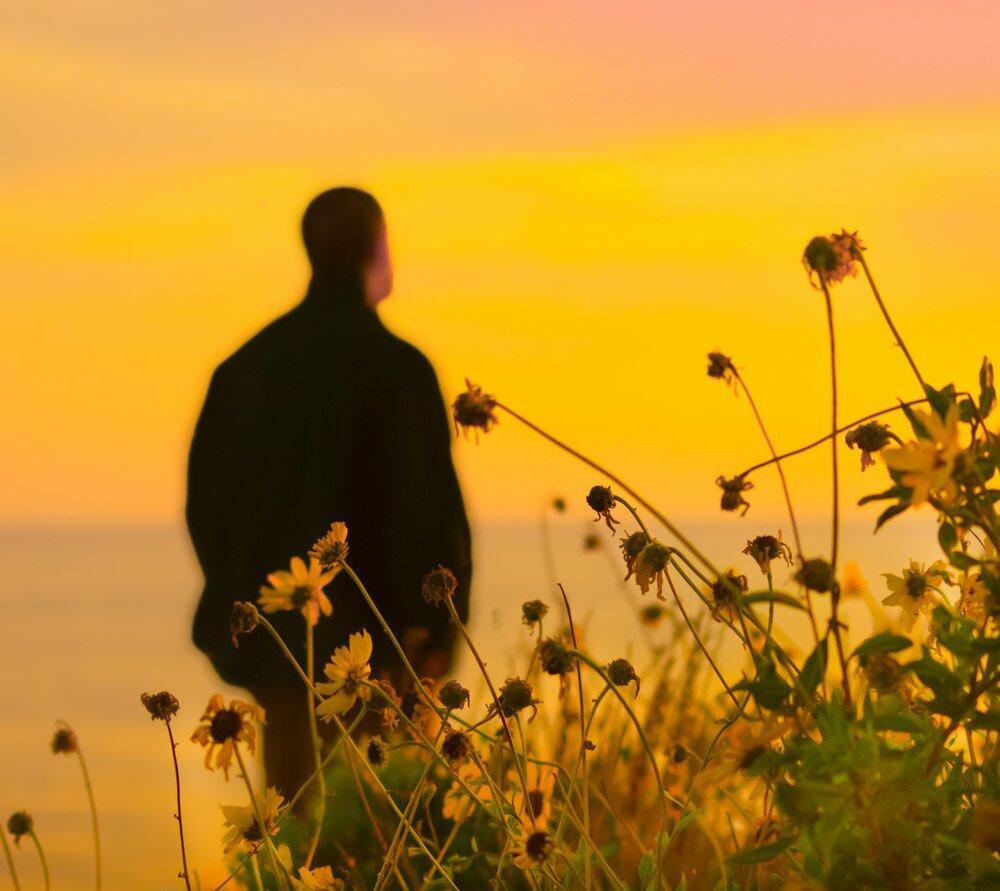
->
[[0, 515, 939, 888]]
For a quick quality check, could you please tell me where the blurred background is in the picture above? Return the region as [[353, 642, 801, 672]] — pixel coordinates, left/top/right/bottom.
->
[[2, 1, 999, 886]]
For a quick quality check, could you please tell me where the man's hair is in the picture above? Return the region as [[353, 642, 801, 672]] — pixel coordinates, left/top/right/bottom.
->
[[301, 187, 383, 283]]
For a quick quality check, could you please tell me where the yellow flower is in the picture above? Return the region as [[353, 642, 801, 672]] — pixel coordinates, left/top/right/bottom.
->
[[309, 522, 349, 572], [315, 631, 373, 721], [441, 761, 492, 820], [882, 559, 950, 631], [291, 866, 346, 890], [508, 762, 557, 826], [698, 718, 793, 794], [883, 405, 961, 506], [191, 695, 264, 780], [220, 786, 282, 854], [258, 557, 336, 627], [841, 560, 868, 599], [511, 816, 554, 870]]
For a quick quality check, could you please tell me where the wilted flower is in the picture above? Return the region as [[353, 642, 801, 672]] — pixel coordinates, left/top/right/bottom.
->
[[365, 735, 389, 768], [743, 532, 793, 576], [230, 601, 260, 648], [883, 404, 961, 506], [707, 351, 737, 387], [441, 728, 472, 765], [191, 696, 264, 779], [521, 600, 549, 626], [258, 557, 335, 627], [491, 677, 539, 722], [309, 521, 349, 571], [452, 379, 498, 437], [716, 475, 753, 516], [802, 230, 862, 289], [882, 559, 950, 630], [51, 722, 78, 754], [796, 557, 834, 594], [585, 485, 618, 531], [539, 638, 574, 677], [6, 811, 32, 846], [315, 631, 373, 721], [292, 866, 348, 890], [512, 817, 554, 870], [422, 565, 458, 605], [845, 421, 892, 471], [619, 531, 650, 581], [634, 540, 671, 598], [220, 786, 282, 854], [141, 691, 180, 722], [607, 657, 640, 697], [709, 571, 748, 623], [438, 679, 471, 711]]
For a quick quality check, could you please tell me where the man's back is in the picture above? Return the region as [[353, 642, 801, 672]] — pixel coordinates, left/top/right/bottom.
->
[[187, 287, 472, 697]]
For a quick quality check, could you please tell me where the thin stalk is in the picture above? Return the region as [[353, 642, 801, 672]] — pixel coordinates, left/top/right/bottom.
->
[[29, 831, 50, 891], [0, 827, 20, 891], [72, 744, 102, 891], [249, 856, 264, 891], [233, 747, 289, 891], [303, 619, 327, 868], [856, 253, 926, 391], [164, 721, 193, 891], [554, 685, 610, 846]]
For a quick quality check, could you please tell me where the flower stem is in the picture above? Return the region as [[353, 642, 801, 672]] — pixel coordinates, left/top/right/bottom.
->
[[29, 831, 50, 891], [233, 746, 289, 891], [164, 720, 193, 891], [0, 826, 20, 891], [303, 619, 327, 869], [857, 253, 926, 391], [72, 744, 102, 891]]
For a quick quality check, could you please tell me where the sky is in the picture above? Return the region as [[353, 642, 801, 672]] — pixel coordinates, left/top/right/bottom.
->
[[3, 1, 1000, 529]]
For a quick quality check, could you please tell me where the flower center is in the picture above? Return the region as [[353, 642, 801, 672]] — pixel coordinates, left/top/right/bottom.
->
[[290, 586, 312, 608], [210, 708, 243, 743], [525, 831, 550, 861], [905, 573, 928, 599]]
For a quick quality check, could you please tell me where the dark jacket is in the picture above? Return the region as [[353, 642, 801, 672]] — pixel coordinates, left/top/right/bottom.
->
[[187, 282, 471, 696]]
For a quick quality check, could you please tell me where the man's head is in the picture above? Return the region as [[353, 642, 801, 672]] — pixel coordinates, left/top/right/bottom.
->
[[301, 187, 393, 307]]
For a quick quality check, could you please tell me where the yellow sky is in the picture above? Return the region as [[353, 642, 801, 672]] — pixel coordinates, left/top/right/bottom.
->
[[2, 3, 1000, 527]]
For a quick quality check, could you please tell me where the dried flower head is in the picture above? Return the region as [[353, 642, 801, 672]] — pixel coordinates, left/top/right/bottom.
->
[[634, 540, 671, 598], [365, 735, 390, 768], [452, 379, 498, 437], [258, 557, 335, 627], [492, 677, 539, 722], [717, 475, 753, 516], [50, 722, 78, 754], [582, 533, 601, 551], [441, 728, 472, 764], [707, 351, 737, 387], [802, 230, 862, 289], [619, 531, 650, 581], [709, 571, 748, 623], [742, 532, 793, 576], [795, 558, 835, 594], [539, 638, 575, 677], [315, 631, 373, 721], [438, 679, 471, 711], [141, 691, 180, 722], [191, 696, 264, 779], [309, 521, 349, 571], [585, 485, 619, 531], [607, 658, 640, 697], [230, 601, 260, 648], [221, 786, 282, 854], [521, 600, 549, 626], [845, 421, 892, 471], [640, 603, 667, 628], [6, 811, 32, 846], [421, 565, 458, 605]]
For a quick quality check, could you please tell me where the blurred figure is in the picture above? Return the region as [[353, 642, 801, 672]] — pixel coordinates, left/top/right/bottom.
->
[[187, 187, 471, 795]]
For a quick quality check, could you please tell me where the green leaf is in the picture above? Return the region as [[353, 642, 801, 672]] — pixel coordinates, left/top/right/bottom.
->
[[968, 710, 1000, 731], [858, 485, 908, 506], [923, 383, 954, 421], [800, 640, 828, 696], [727, 836, 794, 865], [733, 655, 792, 711], [938, 521, 958, 554], [901, 400, 931, 439], [875, 502, 909, 530], [638, 853, 654, 889], [743, 591, 807, 611], [852, 632, 912, 661], [980, 356, 996, 417]]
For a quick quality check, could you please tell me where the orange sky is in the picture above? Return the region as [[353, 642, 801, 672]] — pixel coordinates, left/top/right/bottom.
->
[[3, 2, 1000, 527]]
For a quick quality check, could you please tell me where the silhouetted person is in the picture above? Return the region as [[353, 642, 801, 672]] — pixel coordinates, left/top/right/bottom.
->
[[187, 187, 471, 796]]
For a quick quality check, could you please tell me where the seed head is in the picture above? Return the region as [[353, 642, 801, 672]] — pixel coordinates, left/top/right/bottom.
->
[[441, 728, 472, 764], [422, 566, 458, 605], [802, 230, 863, 289], [845, 421, 892, 471], [365, 735, 390, 768], [494, 677, 539, 721], [796, 558, 835, 594], [438, 680, 471, 711], [50, 722, 78, 754], [586, 485, 619, 531], [539, 638, 575, 677], [607, 658, 640, 697], [634, 540, 671, 598], [709, 571, 748, 622], [716, 475, 753, 515], [707, 352, 737, 387], [230, 601, 260, 648], [452, 379, 498, 437], [521, 600, 549, 626], [141, 691, 180, 722], [6, 811, 32, 845], [742, 532, 793, 576], [619, 531, 650, 581]]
